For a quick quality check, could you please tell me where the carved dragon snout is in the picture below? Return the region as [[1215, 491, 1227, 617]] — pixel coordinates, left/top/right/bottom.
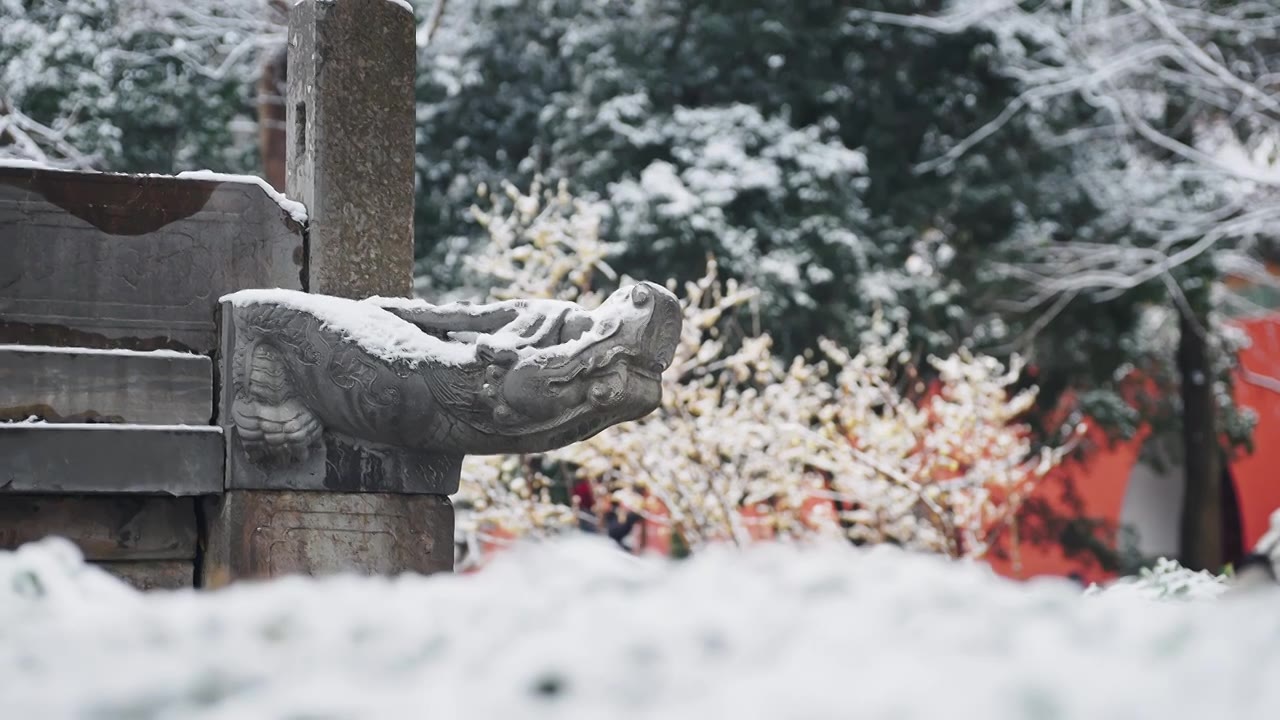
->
[[223, 283, 682, 464], [496, 283, 681, 424]]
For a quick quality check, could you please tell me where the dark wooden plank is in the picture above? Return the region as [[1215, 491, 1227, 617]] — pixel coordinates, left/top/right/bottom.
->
[[0, 496, 197, 560], [0, 345, 212, 424], [0, 424, 223, 495], [97, 560, 194, 591], [0, 165, 305, 354]]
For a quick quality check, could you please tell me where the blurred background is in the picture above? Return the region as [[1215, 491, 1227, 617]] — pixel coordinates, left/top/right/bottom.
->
[[4, 0, 1279, 582]]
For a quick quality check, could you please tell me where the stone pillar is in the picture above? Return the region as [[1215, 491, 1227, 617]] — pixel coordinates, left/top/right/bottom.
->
[[286, 0, 416, 299], [205, 1, 453, 587]]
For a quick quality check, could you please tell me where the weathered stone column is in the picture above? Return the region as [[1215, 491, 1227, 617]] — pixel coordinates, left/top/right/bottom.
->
[[286, 0, 416, 299], [203, 0, 443, 587]]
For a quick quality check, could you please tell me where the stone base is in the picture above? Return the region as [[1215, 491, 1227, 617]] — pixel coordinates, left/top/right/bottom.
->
[[201, 490, 453, 587]]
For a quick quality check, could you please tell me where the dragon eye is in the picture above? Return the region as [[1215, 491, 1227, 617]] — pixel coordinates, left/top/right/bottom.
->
[[632, 284, 652, 307], [590, 382, 618, 407]]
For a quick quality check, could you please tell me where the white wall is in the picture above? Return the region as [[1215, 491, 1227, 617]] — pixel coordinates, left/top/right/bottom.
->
[[1118, 445, 1184, 559]]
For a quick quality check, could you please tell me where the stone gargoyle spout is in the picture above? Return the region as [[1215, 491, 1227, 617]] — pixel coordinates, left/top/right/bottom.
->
[[221, 283, 682, 465]]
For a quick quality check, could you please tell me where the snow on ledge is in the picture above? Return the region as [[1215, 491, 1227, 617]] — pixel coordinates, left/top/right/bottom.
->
[[294, 0, 413, 13], [0, 160, 308, 225], [0, 422, 222, 432], [0, 158, 60, 170], [0, 344, 202, 360], [175, 170, 308, 225]]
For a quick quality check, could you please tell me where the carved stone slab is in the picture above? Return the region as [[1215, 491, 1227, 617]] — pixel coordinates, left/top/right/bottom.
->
[[218, 299, 463, 494], [202, 491, 453, 586], [0, 424, 223, 495], [225, 428, 464, 493], [0, 165, 304, 353], [0, 495, 197, 560], [0, 345, 212, 424]]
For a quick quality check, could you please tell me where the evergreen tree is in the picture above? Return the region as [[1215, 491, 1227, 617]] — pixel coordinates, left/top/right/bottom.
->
[[418, 2, 1106, 360], [0, 0, 277, 172]]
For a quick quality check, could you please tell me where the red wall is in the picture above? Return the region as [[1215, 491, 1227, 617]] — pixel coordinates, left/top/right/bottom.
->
[[989, 316, 1280, 581], [1225, 317, 1280, 548]]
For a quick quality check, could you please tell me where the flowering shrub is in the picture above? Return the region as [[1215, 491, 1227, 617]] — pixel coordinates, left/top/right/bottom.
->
[[454, 182, 1081, 565]]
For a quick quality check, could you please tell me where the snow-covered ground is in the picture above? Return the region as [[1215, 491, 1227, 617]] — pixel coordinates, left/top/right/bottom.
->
[[1, 536, 1276, 719]]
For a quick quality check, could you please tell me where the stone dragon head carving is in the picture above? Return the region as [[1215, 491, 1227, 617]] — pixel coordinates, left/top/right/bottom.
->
[[224, 282, 682, 464]]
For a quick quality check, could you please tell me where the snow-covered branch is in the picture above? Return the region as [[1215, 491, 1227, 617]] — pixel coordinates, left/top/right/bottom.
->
[[859, 0, 1280, 363], [0, 0, 285, 168]]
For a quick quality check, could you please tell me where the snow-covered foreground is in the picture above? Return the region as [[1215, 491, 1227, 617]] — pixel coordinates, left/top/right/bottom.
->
[[1, 537, 1276, 720]]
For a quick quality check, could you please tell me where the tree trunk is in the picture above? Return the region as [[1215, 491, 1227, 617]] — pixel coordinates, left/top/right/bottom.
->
[[257, 44, 289, 192], [1177, 306, 1223, 571]]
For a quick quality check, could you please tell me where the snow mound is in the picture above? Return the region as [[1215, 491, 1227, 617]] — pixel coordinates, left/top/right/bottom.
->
[[0, 538, 138, 614], [1, 537, 1277, 719]]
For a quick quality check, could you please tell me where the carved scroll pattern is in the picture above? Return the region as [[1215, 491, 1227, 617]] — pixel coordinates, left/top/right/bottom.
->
[[326, 347, 402, 409]]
